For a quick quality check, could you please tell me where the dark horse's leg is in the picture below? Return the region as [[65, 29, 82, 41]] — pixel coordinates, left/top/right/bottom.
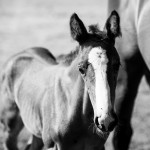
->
[[25, 135, 43, 150], [5, 108, 24, 150], [113, 51, 145, 150]]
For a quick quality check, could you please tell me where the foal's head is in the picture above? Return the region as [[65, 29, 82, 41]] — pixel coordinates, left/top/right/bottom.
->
[[70, 11, 121, 135]]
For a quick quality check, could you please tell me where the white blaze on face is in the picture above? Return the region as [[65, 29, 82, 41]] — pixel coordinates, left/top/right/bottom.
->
[[88, 47, 111, 116]]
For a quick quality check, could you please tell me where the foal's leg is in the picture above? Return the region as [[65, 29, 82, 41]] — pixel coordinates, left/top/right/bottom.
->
[[25, 135, 43, 150], [113, 52, 145, 150], [5, 112, 24, 150]]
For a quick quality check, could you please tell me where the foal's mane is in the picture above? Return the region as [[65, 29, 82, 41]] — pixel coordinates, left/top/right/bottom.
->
[[57, 46, 79, 66], [88, 24, 104, 35], [57, 24, 106, 66]]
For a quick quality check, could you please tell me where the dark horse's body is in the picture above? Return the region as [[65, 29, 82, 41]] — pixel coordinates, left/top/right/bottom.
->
[[0, 12, 121, 150], [108, 1, 150, 150]]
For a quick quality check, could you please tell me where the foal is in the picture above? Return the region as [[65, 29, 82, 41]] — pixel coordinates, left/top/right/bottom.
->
[[0, 11, 121, 150]]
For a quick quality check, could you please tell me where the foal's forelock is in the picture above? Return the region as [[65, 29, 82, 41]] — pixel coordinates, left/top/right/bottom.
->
[[88, 47, 111, 116]]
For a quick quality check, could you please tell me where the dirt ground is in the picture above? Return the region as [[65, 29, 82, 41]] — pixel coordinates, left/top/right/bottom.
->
[[0, 0, 150, 150]]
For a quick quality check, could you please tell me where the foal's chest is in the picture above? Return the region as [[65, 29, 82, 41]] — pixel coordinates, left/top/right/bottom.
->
[[47, 121, 106, 150], [54, 133, 106, 150], [44, 117, 105, 150]]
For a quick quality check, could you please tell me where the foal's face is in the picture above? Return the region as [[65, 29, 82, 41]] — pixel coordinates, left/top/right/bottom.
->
[[78, 43, 120, 133], [70, 11, 121, 135]]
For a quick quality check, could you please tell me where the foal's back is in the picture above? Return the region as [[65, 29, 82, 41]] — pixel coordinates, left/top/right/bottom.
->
[[0, 47, 57, 128]]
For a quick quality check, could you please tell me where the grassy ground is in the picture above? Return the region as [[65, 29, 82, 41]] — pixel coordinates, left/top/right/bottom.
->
[[0, 0, 150, 150]]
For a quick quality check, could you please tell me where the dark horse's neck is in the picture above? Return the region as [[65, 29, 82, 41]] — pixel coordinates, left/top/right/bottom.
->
[[66, 56, 93, 126]]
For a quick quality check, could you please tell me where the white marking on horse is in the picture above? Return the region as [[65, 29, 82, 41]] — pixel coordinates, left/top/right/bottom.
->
[[88, 47, 111, 116]]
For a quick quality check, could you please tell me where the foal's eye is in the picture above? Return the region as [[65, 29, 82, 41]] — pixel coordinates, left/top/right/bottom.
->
[[78, 62, 89, 75], [79, 67, 86, 75]]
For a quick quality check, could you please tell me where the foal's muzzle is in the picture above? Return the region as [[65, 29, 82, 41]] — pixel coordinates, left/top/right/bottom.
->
[[95, 112, 118, 132]]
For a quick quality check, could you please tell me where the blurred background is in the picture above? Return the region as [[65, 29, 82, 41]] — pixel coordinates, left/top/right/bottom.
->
[[0, 0, 150, 150], [0, 0, 107, 66]]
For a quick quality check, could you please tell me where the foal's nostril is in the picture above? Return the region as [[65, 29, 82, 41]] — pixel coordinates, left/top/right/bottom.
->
[[95, 117, 99, 126], [99, 123, 106, 132], [95, 117, 106, 132], [95, 114, 118, 132]]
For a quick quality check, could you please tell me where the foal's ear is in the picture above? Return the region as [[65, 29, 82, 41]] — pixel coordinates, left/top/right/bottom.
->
[[104, 10, 121, 40], [70, 13, 88, 44]]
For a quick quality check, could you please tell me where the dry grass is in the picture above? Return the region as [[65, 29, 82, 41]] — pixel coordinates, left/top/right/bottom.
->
[[0, 0, 150, 150]]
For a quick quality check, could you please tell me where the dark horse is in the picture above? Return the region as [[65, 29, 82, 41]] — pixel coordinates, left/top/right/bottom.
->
[[0, 11, 121, 150], [108, 0, 150, 150]]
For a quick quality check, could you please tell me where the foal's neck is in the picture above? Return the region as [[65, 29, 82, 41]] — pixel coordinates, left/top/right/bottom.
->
[[66, 55, 80, 81]]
